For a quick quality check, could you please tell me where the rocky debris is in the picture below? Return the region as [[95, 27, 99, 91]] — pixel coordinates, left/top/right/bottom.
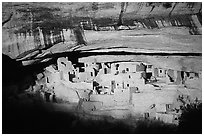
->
[[36, 73, 44, 80]]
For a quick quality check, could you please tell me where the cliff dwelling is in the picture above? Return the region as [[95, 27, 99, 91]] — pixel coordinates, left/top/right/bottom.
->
[[2, 2, 202, 134]]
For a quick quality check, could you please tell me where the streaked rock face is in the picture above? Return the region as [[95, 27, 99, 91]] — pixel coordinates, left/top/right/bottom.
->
[[2, 2, 202, 60], [2, 2, 202, 28]]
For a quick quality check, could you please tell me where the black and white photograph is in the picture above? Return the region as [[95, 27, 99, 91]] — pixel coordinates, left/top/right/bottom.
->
[[2, 2, 202, 134]]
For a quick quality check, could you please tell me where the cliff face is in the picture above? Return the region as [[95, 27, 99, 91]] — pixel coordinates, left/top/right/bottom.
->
[[2, 2, 202, 60], [2, 2, 202, 30]]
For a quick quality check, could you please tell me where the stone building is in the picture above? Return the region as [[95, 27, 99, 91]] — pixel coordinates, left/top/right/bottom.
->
[[111, 62, 142, 74], [41, 57, 201, 124]]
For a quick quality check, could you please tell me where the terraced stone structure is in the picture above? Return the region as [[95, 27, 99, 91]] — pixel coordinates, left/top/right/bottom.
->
[[2, 2, 202, 134]]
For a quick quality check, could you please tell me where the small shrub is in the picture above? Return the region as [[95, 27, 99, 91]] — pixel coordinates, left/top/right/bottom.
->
[[178, 102, 202, 133]]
